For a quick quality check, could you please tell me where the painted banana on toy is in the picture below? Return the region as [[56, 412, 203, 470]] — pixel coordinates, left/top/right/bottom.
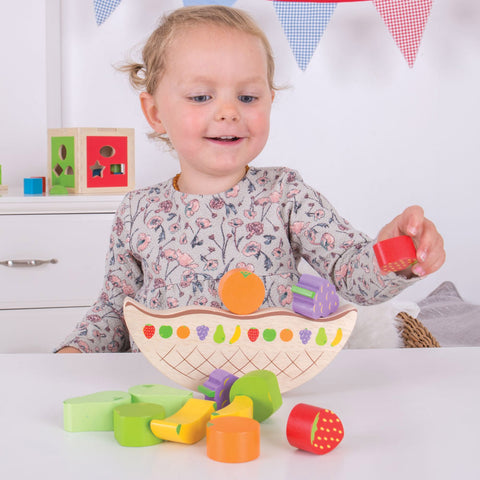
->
[[229, 325, 241, 344], [331, 328, 343, 347]]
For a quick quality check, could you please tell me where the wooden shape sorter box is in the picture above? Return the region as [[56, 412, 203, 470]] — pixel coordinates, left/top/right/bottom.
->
[[48, 128, 135, 194]]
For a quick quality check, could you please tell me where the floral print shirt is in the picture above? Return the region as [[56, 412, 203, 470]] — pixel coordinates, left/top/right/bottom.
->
[[57, 167, 415, 353]]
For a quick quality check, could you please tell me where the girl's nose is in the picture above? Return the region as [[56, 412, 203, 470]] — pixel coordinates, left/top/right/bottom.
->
[[214, 102, 240, 122]]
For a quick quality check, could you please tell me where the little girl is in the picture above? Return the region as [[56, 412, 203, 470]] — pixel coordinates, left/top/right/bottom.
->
[[57, 6, 444, 353]]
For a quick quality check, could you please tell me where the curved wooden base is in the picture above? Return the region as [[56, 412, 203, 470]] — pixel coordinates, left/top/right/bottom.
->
[[123, 299, 357, 393]]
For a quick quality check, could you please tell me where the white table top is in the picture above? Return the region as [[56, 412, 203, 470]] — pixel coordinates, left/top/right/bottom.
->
[[2, 348, 479, 480]]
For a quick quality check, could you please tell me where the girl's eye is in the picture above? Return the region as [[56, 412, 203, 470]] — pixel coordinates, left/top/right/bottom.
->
[[238, 95, 256, 104], [190, 95, 211, 103]]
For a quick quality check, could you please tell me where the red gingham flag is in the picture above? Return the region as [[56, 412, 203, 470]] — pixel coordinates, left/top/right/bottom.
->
[[373, 0, 433, 68]]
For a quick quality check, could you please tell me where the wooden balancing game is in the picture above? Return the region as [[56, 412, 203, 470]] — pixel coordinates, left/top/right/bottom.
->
[[48, 127, 135, 195], [373, 235, 417, 274], [123, 270, 357, 394]]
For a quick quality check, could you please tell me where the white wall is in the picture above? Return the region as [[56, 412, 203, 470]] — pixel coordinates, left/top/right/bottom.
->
[[0, 1, 49, 183], [1, 0, 479, 304]]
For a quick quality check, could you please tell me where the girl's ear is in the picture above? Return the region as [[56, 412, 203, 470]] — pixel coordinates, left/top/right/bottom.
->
[[140, 92, 167, 135]]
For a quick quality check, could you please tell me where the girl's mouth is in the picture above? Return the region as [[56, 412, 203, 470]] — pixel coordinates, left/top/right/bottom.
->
[[208, 136, 241, 143]]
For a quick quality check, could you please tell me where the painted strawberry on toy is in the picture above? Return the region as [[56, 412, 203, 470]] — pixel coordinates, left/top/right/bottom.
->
[[286, 403, 344, 455], [247, 328, 260, 342], [143, 324, 155, 339]]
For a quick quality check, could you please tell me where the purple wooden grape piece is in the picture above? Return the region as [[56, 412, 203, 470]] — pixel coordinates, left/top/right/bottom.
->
[[197, 369, 238, 409], [292, 274, 339, 319]]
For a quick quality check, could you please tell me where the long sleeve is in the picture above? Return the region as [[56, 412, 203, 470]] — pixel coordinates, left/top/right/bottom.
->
[[281, 169, 417, 305], [55, 194, 144, 352]]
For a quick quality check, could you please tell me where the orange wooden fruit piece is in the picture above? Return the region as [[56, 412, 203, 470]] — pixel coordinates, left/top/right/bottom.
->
[[218, 269, 265, 315], [206, 416, 260, 463]]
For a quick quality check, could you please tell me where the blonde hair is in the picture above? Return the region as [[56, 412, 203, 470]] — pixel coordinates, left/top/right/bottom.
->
[[120, 6, 276, 144]]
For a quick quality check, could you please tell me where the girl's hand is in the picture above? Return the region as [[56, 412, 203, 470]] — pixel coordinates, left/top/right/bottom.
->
[[57, 346, 82, 353], [377, 205, 446, 278]]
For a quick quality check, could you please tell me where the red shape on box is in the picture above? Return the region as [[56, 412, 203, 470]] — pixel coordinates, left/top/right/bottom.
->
[[286, 403, 344, 455], [86, 136, 129, 188], [373, 235, 417, 274]]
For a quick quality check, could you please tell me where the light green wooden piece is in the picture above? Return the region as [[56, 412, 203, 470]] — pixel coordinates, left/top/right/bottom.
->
[[113, 402, 166, 447], [229, 370, 282, 423], [128, 384, 193, 416], [63, 391, 132, 432]]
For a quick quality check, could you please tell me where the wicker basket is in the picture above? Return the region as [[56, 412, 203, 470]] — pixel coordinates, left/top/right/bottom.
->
[[396, 312, 440, 348]]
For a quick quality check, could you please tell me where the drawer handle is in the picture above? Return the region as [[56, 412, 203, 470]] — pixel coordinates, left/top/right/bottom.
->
[[0, 258, 58, 268]]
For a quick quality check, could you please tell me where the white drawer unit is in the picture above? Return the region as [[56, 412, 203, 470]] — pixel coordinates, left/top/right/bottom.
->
[[0, 213, 114, 309], [0, 191, 123, 352]]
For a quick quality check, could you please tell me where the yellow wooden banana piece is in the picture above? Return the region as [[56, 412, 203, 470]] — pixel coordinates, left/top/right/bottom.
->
[[150, 398, 216, 444], [211, 395, 253, 419]]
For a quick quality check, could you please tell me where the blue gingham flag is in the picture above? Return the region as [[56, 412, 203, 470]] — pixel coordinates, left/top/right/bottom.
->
[[273, 1, 337, 71], [94, 0, 122, 26]]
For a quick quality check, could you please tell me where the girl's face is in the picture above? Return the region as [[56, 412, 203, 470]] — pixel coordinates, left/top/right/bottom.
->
[[140, 24, 275, 193]]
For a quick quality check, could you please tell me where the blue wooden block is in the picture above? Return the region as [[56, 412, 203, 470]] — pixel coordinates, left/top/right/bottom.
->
[[24, 177, 43, 195]]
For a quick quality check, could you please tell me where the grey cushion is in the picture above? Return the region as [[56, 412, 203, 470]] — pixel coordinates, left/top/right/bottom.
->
[[418, 281, 480, 347]]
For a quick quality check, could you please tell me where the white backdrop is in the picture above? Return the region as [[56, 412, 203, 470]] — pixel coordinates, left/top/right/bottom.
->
[[1, 0, 479, 303]]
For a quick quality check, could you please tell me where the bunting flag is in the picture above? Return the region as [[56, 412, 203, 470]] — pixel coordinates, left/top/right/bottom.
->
[[272, 1, 338, 71], [372, 0, 433, 67], [183, 0, 237, 5], [93, 0, 122, 25], [92, 0, 433, 69]]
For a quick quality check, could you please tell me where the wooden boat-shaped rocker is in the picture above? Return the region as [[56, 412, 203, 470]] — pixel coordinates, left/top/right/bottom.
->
[[123, 298, 357, 393]]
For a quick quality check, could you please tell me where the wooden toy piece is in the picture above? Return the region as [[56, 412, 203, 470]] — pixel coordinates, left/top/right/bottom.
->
[[211, 395, 253, 419], [31, 176, 46, 193], [206, 416, 260, 463], [128, 384, 192, 417], [113, 402, 166, 447], [63, 391, 131, 432], [49, 185, 69, 195], [229, 370, 282, 423], [373, 235, 417, 274], [198, 369, 238, 409], [48, 127, 135, 194], [23, 177, 44, 195], [123, 298, 357, 393], [286, 403, 344, 455], [150, 398, 216, 444], [218, 268, 265, 315], [292, 274, 339, 319]]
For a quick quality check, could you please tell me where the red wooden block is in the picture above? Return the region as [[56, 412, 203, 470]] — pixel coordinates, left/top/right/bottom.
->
[[286, 403, 344, 455], [373, 235, 417, 274]]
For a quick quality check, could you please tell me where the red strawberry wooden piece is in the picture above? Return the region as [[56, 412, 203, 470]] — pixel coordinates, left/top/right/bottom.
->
[[286, 403, 344, 455], [247, 328, 259, 342], [143, 324, 155, 339], [373, 235, 417, 274]]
